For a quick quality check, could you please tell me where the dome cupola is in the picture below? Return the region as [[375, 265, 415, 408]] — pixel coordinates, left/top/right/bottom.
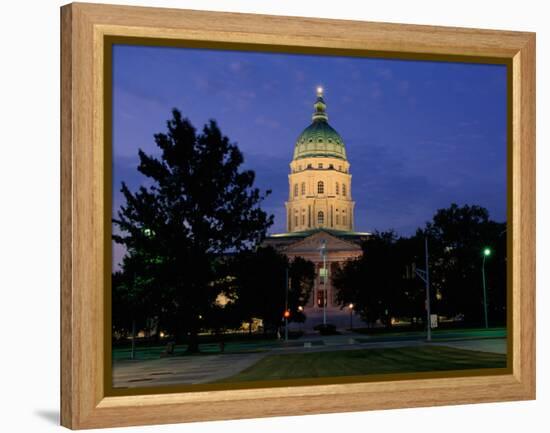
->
[[293, 87, 347, 161]]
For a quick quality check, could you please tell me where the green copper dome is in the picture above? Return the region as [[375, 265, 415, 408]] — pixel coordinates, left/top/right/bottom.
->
[[293, 89, 347, 161]]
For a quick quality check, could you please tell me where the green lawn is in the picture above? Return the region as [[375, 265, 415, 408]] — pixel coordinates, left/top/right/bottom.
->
[[112, 339, 324, 361], [112, 343, 264, 361], [112, 328, 506, 361], [215, 345, 506, 383], [353, 327, 506, 339]]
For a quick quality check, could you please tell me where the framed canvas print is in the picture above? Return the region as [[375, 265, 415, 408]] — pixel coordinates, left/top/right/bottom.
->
[[60, 2, 536, 429]]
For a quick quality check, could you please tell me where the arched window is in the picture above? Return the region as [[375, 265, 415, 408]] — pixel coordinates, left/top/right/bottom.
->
[[294, 210, 298, 227], [342, 215, 347, 226], [335, 182, 339, 195], [317, 181, 324, 194], [301, 182, 306, 195], [342, 183, 347, 196], [318, 211, 324, 225], [336, 209, 340, 225], [293, 183, 298, 197]]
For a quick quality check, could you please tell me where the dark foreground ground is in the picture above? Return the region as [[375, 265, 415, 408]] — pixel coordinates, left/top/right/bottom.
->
[[214, 345, 506, 383], [112, 328, 507, 388]]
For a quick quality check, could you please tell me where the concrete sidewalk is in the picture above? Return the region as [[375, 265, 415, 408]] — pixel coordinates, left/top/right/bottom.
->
[[113, 351, 268, 388], [434, 338, 506, 354]]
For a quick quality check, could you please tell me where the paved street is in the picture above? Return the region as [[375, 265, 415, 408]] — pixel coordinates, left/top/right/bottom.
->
[[112, 329, 507, 388]]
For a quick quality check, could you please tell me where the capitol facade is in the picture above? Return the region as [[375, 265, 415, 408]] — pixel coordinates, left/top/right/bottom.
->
[[264, 87, 369, 330]]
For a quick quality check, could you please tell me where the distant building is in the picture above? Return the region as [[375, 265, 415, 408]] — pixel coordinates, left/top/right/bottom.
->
[[264, 88, 369, 330]]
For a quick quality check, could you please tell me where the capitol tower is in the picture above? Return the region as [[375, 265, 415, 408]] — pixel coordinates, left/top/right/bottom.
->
[[285, 87, 355, 233], [264, 87, 368, 330]]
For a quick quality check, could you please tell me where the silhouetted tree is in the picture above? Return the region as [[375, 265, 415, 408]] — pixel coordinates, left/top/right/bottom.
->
[[112, 263, 149, 340], [288, 256, 316, 323], [230, 246, 314, 332], [333, 231, 410, 328], [394, 235, 426, 326], [112, 253, 161, 359], [423, 203, 507, 325], [113, 109, 273, 351], [333, 204, 507, 329]]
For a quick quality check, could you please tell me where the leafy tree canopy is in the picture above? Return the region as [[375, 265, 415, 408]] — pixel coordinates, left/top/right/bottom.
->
[[229, 246, 315, 331], [333, 204, 506, 328], [112, 109, 273, 348]]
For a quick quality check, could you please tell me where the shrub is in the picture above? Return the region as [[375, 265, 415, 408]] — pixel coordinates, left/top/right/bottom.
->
[[313, 323, 338, 335]]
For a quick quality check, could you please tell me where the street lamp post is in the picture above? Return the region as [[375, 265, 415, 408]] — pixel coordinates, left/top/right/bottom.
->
[[348, 303, 354, 330], [320, 240, 328, 326], [129, 267, 137, 360], [284, 267, 289, 342], [425, 237, 431, 342], [482, 247, 491, 329], [414, 237, 432, 342]]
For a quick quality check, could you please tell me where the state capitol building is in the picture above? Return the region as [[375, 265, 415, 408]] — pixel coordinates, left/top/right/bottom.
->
[[264, 87, 369, 329]]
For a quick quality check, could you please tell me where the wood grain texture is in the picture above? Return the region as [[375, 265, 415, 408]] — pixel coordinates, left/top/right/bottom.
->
[[60, 4, 73, 429], [60, 2, 536, 429], [512, 34, 536, 396]]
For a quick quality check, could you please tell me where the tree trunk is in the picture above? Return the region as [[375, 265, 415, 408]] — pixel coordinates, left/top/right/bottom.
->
[[153, 315, 162, 344], [130, 319, 136, 360], [186, 330, 200, 353], [219, 330, 226, 353]]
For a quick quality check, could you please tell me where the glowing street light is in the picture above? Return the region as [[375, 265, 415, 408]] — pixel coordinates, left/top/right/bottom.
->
[[348, 303, 354, 330], [481, 247, 492, 328]]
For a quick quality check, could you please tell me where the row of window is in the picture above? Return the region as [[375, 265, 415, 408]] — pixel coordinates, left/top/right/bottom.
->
[[293, 181, 347, 197], [293, 209, 347, 227], [298, 163, 344, 170], [292, 164, 349, 173]]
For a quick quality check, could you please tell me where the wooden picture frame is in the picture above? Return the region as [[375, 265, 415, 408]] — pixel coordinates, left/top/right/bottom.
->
[[60, 2, 535, 429]]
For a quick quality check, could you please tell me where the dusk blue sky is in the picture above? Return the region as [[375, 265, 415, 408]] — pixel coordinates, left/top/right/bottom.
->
[[112, 44, 507, 268]]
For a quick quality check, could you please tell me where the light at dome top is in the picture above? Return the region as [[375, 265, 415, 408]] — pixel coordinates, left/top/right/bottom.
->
[[292, 88, 347, 161]]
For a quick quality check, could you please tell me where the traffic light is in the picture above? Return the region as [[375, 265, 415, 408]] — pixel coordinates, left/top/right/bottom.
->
[[283, 310, 290, 319]]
